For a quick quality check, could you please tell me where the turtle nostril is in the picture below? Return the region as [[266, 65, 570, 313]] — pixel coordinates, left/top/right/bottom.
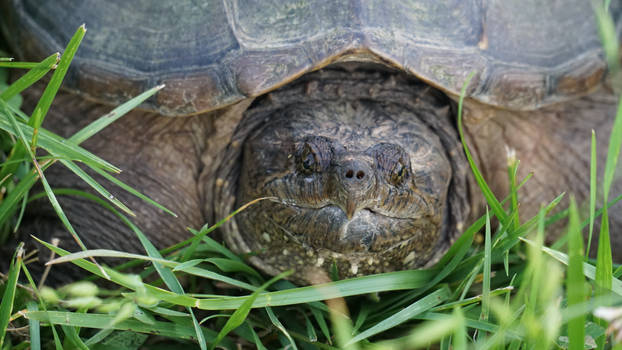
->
[[345, 169, 366, 180]]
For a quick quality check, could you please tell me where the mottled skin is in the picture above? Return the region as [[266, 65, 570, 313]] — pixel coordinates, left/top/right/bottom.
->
[[218, 68, 470, 280]]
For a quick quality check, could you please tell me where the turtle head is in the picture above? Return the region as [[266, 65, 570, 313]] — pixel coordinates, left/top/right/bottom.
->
[[217, 68, 471, 281]]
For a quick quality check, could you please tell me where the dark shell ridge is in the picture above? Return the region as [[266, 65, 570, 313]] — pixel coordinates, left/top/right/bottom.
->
[[1, 0, 620, 115]]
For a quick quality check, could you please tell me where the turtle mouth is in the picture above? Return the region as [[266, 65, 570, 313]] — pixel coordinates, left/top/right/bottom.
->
[[270, 206, 412, 253], [252, 199, 440, 254], [259, 173, 436, 222], [268, 196, 422, 220]]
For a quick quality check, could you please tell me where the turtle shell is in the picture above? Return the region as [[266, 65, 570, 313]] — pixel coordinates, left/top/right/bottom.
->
[[1, 0, 620, 116]]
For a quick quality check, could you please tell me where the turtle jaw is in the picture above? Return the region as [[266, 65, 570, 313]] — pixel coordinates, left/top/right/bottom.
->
[[234, 196, 445, 278], [254, 200, 442, 256]]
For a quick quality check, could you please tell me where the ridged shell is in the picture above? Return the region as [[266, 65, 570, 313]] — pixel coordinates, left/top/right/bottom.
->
[[1, 0, 620, 116]]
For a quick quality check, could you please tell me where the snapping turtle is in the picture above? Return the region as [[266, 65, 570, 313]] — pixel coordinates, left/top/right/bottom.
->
[[1, 0, 622, 282]]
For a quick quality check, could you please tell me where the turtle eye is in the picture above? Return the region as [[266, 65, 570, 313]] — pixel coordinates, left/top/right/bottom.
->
[[296, 137, 333, 175], [390, 159, 408, 185], [368, 143, 410, 186], [298, 143, 319, 174]]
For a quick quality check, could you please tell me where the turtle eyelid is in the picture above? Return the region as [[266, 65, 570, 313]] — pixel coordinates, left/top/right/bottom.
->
[[391, 161, 408, 185], [368, 143, 408, 167], [296, 136, 334, 171], [368, 143, 411, 184]]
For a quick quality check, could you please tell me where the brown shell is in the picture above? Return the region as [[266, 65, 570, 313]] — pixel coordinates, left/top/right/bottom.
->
[[1, 0, 620, 116]]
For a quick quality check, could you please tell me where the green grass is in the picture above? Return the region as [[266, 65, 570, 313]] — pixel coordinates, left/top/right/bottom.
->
[[1, 7, 622, 350]]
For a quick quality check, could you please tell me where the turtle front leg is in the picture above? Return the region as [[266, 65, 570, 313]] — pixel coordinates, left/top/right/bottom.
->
[[463, 88, 622, 258], [8, 89, 212, 281]]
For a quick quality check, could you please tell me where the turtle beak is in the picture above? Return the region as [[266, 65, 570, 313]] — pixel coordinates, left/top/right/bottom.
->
[[345, 199, 357, 220], [335, 197, 360, 220]]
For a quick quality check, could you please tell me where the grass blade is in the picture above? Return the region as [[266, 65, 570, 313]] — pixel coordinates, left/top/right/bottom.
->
[[303, 312, 318, 342], [453, 307, 467, 350], [0, 61, 42, 69], [0, 165, 44, 228], [457, 71, 507, 222], [26, 302, 41, 350], [180, 197, 271, 262], [24, 311, 222, 342], [37, 162, 90, 250], [197, 269, 437, 310], [417, 312, 522, 340], [191, 309, 208, 350], [211, 272, 291, 350], [521, 238, 622, 296], [171, 227, 241, 262], [39, 236, 440, 311], [345, 287, 449, 346], [203, 258, 262, 279], [69, 84, 165, 144], [0, 104, 120, 172], [59, 159, 135, 216], [88, 165, 176, 217], [0, 244, 22, 348], [566, 197, 585, 350], [7, 85, 170, 216], [5, 102, 92, 256], [431, 287, 513, 312], [46, 249, 178, 266], [596, 209, 613, 292], [44, 248, 265, 292], [13, 189, 28, 233], [266, 307, 298, 350], [602, 96, 622, 202], [429, 214, 483, 280], [32, 188, 256, 291], [593, 0, 620, 73], [61, 325, 89, 350], [0, 53, 59, 101], [19, 261, 62, 350], [481, 209, 492, 325], [507, 153, 520, 231], [588, 130, 597, 257], [29, 25, 86, 141], [595, 95, 622, 293], [397, 312, 465, 349], [33, 238, 198, 307], [130, 211, 206, 349], [416, 215, 478, 291]]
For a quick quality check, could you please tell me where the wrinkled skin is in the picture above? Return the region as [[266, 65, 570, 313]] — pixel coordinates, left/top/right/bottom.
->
[[238, 104, 450, 270], [5, 64, 622, 284], [217, 68, 471, 281]]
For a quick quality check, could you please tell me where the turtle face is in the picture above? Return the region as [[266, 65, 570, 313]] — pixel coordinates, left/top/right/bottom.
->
[[234, 98, 456, 278]]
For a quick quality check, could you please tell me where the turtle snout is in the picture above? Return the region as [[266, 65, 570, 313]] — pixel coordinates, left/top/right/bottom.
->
[[335, 159, 376, 219], [339, 159, 373, 189]]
